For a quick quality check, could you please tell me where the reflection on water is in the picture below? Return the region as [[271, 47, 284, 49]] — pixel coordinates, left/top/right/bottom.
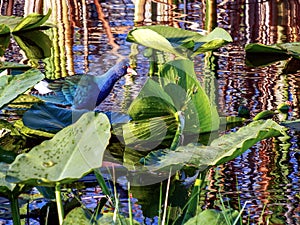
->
[[1, 0, 300, 224]]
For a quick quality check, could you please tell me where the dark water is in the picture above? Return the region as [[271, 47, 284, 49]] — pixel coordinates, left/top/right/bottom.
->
[[1, 0, 300, 224]]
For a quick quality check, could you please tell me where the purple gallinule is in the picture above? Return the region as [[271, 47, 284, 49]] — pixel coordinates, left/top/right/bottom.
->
[[33, 59, 136, 110]]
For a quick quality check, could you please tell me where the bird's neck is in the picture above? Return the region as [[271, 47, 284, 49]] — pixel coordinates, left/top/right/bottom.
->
[[94, 72, 123, 89]]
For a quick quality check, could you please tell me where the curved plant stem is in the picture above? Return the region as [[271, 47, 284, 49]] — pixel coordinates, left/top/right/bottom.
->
[[55, 182, 64, 225], [161, 168, 172, 225], [127, 182, 133, 225], [9, 192, 21, 225], [170, 111, 185, 150]]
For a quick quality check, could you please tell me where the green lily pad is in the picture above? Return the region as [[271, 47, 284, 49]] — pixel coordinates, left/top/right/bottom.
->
[[142, 119, 288, 171], [185, 209, 240, 225], [0, 68, 44, 109], [245, 42, 300, 67], [0, 163, 15, 193], [0, 15, 22, 32], [127, 26, 232, 58], [0, 119, 26, 154], [0, 24, 10, 56], [253, 110, 275, 121], [6, 112, 111, 186], [62, 208, 140, 225], [97, 213, 140, 225], [13, 119, 54, 138], [0, 62, 31, 70], [62, 207, 95, 225], [13, 30, 52, 59], [0, 9, 52, 33], [160, 59, 220, 133], [13, 9, 52, 32]]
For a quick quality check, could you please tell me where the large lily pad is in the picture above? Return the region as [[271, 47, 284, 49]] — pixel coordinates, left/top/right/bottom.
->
[[127, 26, 232, 58], [0, 119, 26, 154], [129, 60, 219, 132], [0, 9, 51, 33], [62, 207, 94, 225], [125, 59, 220, 149], [6, 112, 111, 186], [13, 120, 54, 139], [0, 69, 44, 109], [13, 30, 52, 59], [62, 208, 140, 225], [160, 59, 220, 133], [0, 62, 31, 70], [185, 209, 240, 225], [142, 119, 288, 171], [245, 42, 300, 67], [0, 163, 15, 193], [0, 24, 10, 55]]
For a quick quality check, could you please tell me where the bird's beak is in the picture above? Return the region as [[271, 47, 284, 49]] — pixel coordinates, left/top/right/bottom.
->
[[127, 66, 137, 75]]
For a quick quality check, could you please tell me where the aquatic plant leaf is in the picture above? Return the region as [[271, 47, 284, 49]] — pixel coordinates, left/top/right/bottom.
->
[[0, 9, 51, 33], [210, 119, 288, 165], [0, 23, 11, 35], [0, 15, 22, 31], [6, 112, 111, 186], [97, 213, 140, 224], [127, 26, 232, 57], [192, 27, 233, 55], [0, 25, 10, 55], [253, 110, 275, 121], [245, 43, 287, 54], [282, 57, 300, 74], [125, 79, 178, 148], [0, 62, 31, 70], [0, 69, 44, 109], [184, 209, 240, 225], [0, 163, 15, 192], [123, 115, 178, 150], [14, 120, 54, 138], [245, 42, 300, 67], [125, 59, 220, 149], [13, 30, 52, 59], [8, 94, 40, 109], [127, 27, 186, 57], [0, 119, 26, 154], [128, 25, 203, 44], [160, 59, 220, 133], [63, 209, 140, 225], [128, 84, 177, 120], [62, 207, 94, 225], [142, 119, 287, 171], [278, 42, 300, 58], [13, 9, 52, 32]]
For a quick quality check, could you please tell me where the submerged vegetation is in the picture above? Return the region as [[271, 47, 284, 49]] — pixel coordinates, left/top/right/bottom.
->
[[0, 9, 298, 225]]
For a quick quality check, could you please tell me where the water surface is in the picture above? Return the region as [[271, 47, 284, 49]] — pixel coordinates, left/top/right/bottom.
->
[[1, 0, 300, 224]]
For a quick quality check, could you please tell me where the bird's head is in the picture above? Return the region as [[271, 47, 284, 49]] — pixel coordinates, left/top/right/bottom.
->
[[112, 59, 137, 79]]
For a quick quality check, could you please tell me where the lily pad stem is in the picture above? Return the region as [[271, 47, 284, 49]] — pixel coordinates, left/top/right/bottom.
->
[[9, 192, 21, 225], [170, 111, 185, 150], [55, 182, 64, 225]]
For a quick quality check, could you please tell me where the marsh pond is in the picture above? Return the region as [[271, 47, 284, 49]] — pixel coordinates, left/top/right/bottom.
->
[[1, 1, 300, 225]]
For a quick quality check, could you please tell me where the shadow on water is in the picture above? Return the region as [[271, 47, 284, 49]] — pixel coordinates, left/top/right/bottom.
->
[[1, 0, 300, 224]]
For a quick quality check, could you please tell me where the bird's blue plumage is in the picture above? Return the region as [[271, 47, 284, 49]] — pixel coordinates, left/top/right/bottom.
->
[[32, 59, 131, 110]]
